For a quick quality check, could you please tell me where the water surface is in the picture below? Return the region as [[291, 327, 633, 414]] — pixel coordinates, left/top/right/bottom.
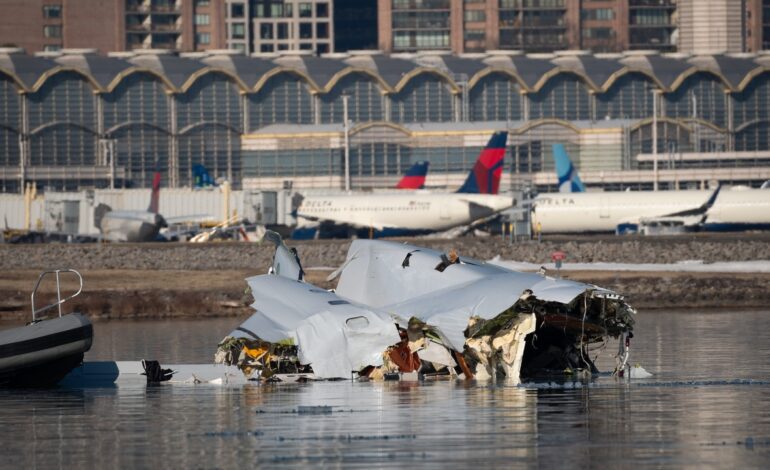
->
[[1, 311, 769, 468]]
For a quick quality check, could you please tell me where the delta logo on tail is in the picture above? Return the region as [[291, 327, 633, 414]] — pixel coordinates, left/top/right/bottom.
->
[[396, 161, 429, 189], [552, 144, 586, 193], [457, 131, 508, 194]]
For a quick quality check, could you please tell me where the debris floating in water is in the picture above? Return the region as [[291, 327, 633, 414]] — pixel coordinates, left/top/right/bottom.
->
[[215, 231, 637, 385]]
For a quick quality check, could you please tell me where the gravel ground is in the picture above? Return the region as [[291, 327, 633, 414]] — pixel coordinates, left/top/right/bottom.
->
[[1, 234, 768, 321], [2, 233, 769, 271]]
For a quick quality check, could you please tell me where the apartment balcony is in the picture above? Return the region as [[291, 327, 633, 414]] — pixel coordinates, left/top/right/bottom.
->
[[126, 4, 180, 14], [520, 1, 565, 11]]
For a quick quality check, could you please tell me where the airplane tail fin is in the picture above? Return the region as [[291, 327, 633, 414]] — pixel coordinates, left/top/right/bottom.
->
[[553, 144, 586, 193], [396, 161, 429, 189], [193, 164, 216, 189], [456, 131, 508, 194], [148, 172, 161, 213]]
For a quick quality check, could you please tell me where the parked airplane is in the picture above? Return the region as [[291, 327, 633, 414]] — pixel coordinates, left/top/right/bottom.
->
[[292, 131, 513, 239], [553, 144, 585, 193], [531, 149, 770, 234], [94, 173, 167, 242]]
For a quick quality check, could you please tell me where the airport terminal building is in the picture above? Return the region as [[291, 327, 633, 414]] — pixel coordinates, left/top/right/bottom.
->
[[2, 47, 770, 194]]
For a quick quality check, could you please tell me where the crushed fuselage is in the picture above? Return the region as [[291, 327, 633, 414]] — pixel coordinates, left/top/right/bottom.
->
[[216, 236, 636, 383]]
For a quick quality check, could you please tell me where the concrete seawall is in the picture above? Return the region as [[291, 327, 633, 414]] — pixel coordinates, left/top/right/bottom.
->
[[1, 234, 769, 321]]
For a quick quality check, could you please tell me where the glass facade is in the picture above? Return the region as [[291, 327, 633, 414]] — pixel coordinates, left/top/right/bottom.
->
[[3, 51, 770, 192], [392, 0, 451, 51]]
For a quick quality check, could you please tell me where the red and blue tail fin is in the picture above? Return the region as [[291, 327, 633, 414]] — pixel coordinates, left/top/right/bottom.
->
[[148, 172, 161, 213], [396, 161, 429, 189], [456, 131, 508, 194]]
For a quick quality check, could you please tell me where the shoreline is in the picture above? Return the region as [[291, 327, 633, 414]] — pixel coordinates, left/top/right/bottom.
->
[[2, 268, 769, 322], [2, 235, 769, 321]]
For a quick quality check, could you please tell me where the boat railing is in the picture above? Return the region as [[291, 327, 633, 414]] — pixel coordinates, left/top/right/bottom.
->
[[31, 269, 83, 322]]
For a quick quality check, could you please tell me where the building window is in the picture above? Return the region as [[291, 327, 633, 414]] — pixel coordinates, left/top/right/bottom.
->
[[43, 25, 62, 38], [42, 5, 61, 19], [582, 8, 614, 21], [299, 3, 312, 18], [277, 23, 289, 39], [464, 11, 486, 23], [230, 23, 245, 39], [195, 14, 210, 25], [300, 42, 312, 50], [316, 3, 329, 18], [259, 23, 272, 39], [196, 32, 211, 44], [299, 23, 312, 39], [195, 0, 210, 6], [44, 44, 62, 51], [317, 43, 329, 54], [271, 4, 292, 18], [583, 28, 613, 39], [277, 43, 289, 50], [317, 22, 329, 39], [260, 44, 274, 52], [234, 43, 246, 52], [230, 3, 245, 18]]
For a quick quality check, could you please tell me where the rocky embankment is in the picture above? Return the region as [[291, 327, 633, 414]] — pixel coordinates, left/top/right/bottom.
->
[[1, 233, 769, 321]]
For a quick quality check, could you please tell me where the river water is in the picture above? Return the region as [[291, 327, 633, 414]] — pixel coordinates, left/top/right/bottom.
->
[[1, 310, 769, 468]]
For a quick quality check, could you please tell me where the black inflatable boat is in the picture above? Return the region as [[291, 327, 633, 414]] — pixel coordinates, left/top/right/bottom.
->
[[0, 270, 93, 387]]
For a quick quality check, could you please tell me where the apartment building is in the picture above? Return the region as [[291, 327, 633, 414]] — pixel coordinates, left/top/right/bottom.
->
[[378, 0, 765, 54], [0, 0, 226, 54], [225, 0, 334, 54]]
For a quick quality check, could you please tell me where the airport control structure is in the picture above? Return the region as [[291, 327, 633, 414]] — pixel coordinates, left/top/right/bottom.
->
[[2, 47, 770, 195]]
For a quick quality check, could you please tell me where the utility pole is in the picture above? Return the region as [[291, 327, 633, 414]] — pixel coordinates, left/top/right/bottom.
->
[[342, 94, 351, 192], [652, 90, 659, 191]]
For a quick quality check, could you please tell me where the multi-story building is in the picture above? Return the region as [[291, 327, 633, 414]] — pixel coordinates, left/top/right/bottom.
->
[[378, 0, 766, 54], [3, 47, 770, 194], [225, 0, 334, 54], [334, 0, 378, 52], [0, 0, 226, 54]]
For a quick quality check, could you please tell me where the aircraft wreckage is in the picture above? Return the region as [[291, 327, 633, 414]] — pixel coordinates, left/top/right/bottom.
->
[[214, 232, 637, 384]]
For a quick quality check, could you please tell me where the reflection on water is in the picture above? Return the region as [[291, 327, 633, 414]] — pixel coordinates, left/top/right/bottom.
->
[[1, 311, 769, 467]]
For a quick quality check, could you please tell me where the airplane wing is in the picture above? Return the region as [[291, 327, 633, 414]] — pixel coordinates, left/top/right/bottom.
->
[[164, 214, 217, 225], [658, 185, 721, 219]]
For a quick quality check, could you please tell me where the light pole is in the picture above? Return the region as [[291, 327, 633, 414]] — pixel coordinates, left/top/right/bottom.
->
[[652, 90, 659, 191], [342, 94, 351, 192]]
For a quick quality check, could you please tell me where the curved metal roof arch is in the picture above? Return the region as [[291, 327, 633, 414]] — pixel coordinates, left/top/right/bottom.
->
[[252, 67, 321, 94], [321, 67, 393, 94], [392, 67, 461, 94]]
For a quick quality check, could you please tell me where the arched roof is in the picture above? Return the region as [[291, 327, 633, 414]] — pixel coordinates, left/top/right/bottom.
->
[[128, 54, 209, 89], [355, 54, 422, 89], [201, 54, 277, 89], [350, 121, 411, 136], [1, 50, 769, 97], [53, 54, 134, 88], [481, 55, 557, 90], [273, 55, 349, 91], [0, 53, 58, 90]]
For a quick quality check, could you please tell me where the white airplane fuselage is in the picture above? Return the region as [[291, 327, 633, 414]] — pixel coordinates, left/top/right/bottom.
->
[[532, 189, 770, 233], [296, 192, 514, 235]]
